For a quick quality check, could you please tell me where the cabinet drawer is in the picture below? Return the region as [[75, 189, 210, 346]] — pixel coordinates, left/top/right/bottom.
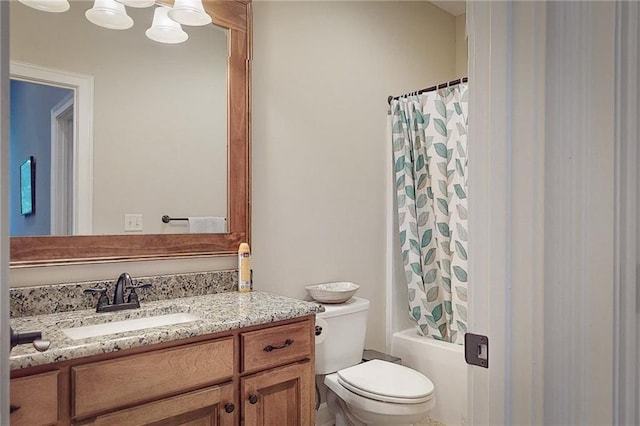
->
[[241, 321, 312, 373], [72, 337, 234, 419], [10, 370, 59, 426]]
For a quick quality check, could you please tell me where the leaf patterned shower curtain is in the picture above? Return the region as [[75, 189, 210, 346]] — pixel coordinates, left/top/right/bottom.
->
[[390, 83, 469, 344]]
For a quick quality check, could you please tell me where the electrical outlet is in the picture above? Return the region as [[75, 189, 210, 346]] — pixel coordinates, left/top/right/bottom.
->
[[124, 214, 143, 232]]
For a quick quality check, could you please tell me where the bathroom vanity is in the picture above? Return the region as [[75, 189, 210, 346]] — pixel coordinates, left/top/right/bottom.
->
[[9, 291, 321, 426]]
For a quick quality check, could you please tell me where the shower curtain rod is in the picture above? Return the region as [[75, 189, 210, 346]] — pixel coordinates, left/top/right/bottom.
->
[[387, 77, 468, 104]]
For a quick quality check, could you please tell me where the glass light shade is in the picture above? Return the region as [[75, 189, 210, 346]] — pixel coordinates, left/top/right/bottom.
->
[[145, 7, 188, 44], [18, 0, 70, 13], [116, 0, 155, 8], [85, 0, 134, 30], [167, 0, 212, 26]]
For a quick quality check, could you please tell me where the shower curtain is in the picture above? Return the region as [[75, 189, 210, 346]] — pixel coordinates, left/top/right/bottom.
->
[[390, 83, 469, 344]]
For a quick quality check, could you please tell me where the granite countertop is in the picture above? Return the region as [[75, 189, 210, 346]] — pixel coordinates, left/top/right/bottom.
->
[[10, 291, 324, 371]]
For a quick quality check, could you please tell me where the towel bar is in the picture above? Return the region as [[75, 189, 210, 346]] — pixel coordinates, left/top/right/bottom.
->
[[161, 215, 188, 223]]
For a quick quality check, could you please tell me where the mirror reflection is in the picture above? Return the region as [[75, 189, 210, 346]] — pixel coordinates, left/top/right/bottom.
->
[[9, 1, 228, 237]]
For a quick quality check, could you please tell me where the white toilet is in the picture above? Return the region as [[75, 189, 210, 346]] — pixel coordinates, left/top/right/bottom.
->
[[315, 297, 435, 426]]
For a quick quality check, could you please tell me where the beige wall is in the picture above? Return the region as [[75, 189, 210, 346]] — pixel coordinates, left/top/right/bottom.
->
[[10, 1, 458, 352], [10, 2, 227, 235], [251, 1, 456, 351], [456, 13, 468, 78]]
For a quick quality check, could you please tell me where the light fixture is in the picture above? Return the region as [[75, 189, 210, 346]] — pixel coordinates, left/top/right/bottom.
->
[[168, 0, 212, 26], [85, 0, 134, 30], [18, 0, 70, 13], [145, 6, 188, 44], [116, 0, 155, 8], [18, 0, 207, 46]]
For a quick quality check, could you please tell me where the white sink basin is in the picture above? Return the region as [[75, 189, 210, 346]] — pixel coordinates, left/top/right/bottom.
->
[[62, 312, 201, 340]]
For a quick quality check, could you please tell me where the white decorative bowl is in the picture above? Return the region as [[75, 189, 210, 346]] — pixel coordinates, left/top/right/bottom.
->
[[305, 282, 360, 304]]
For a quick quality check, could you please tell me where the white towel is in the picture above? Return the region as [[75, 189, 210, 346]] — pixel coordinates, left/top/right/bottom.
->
[[188, 217, 227, 233]]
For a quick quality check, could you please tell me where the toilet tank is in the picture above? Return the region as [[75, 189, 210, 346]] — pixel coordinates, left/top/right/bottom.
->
[[315, 297, 369, 374]]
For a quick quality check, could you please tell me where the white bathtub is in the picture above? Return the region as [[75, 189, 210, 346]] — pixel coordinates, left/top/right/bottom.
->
[[391, 328, 468, 426]]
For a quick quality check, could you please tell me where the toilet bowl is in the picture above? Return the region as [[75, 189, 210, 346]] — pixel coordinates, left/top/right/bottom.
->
[[315, 297, 436, 425], [324, 359, 435, 425]]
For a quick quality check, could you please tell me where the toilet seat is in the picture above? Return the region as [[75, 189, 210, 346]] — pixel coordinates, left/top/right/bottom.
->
[[324, 371, 436, 424], [337, 359, 435, 404]]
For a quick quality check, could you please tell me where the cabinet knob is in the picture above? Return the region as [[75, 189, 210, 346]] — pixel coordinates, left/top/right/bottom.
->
[[224, 403, 235, 413], [248, 394, 258, 404], [10, 404, 20, 414]]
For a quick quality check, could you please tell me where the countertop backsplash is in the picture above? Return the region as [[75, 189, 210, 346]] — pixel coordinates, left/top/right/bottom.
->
[[10, 270, 238, 318]]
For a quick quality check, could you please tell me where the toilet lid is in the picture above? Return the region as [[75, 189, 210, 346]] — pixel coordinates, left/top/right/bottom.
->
[[337, 359, 435, 404]]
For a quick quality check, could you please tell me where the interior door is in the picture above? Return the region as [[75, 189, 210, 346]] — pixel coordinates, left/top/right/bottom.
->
[[468, 1, 617, 425], [466, 1, 547, 424]]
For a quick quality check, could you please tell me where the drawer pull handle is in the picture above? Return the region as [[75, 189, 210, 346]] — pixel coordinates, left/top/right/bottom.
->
[[10, 404, 20, 414], [248, 394, 259, 404], [263, 339, 294, 352], [224, 403, 235, 413]]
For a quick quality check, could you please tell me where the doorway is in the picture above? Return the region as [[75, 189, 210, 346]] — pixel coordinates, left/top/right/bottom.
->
[[9, 61, 94, 235], [9, 79, 73, 236]]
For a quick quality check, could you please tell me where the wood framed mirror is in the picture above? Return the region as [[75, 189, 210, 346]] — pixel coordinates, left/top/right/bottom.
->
[[10, 0, 251, 267]]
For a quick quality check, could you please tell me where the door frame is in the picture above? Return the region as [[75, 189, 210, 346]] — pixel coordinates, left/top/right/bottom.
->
[[0, 2, 9, 424], [50, 91, 74, 235], [613, 2, 639, 423], [10, 61, 94, 235]]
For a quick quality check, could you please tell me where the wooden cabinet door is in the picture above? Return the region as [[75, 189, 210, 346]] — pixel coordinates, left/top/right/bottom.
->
[[241, 360, 314, 426], [86, 383, 236, 426], [10, 370, 59, 426]]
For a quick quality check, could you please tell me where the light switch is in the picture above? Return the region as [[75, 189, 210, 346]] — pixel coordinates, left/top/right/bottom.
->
[[124, 214, 143, 232]]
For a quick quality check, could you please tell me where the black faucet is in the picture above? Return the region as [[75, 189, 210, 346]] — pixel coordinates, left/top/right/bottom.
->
[[84, 273, 151, 313], [113, 272, 132, 305]]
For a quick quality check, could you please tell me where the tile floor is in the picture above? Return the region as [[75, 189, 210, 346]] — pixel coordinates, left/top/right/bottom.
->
[[415, 417, 448, 426]]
